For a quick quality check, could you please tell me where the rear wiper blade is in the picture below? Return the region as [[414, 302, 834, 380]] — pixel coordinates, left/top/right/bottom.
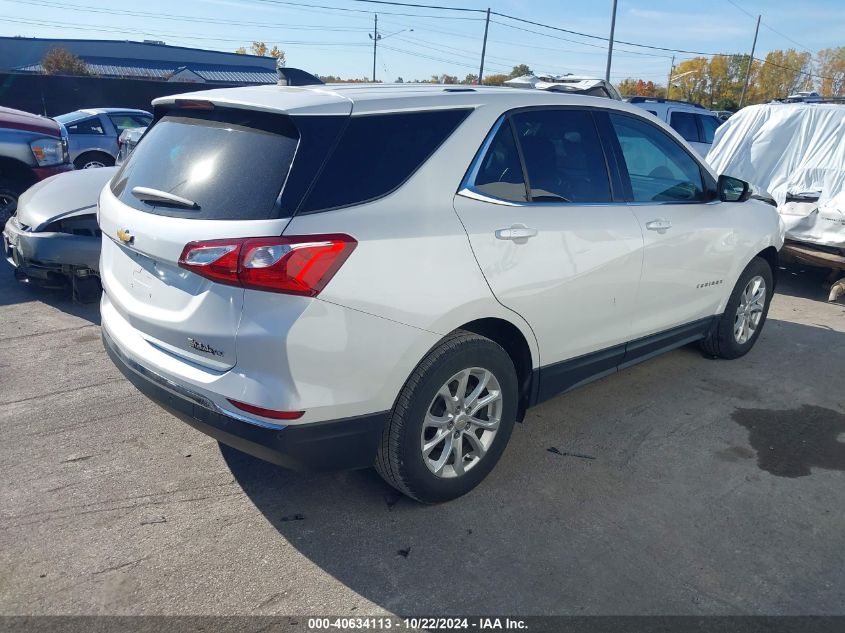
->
[[131, 186, 199, 209]]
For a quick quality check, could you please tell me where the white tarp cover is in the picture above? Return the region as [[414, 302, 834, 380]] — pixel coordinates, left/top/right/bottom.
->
[[706, 103, 845, 248]]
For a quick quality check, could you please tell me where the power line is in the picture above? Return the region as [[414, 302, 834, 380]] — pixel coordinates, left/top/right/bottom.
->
[[5, 0, 370, 32], [724, 0, 814, 52], [246, 0, 484, 20], [346, 0, 483, 12]]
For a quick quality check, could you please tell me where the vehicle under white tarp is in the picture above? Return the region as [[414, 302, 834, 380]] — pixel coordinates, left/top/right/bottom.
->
[[706, 103, 845, 251]]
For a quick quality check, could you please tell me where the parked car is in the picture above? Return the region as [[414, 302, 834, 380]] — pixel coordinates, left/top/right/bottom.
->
[[99, 85, 783, 503], [3, 166, 114, 299], [0, 106, 72, 228], [505, 74, 622, 100], [55, 108, 152, 170], [784, 91, 823, 103], [117, 127, 147, 164], [707, 102, 845, 298], [2, 124, 145, 300], [626, 97, 722, 156], [713, 110, 734, 122]]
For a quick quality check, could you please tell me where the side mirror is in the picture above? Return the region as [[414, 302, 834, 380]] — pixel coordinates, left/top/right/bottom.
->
[[718, 174, 751, 202]]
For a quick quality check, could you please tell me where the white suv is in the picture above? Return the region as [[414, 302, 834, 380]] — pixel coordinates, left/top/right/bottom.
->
[[99, 84, 783, 503], [626, 97, 722, 156]]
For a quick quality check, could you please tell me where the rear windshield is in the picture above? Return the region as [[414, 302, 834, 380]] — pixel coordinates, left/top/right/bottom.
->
[[110, 108, 299, 220], [299, 109, 470, 213]]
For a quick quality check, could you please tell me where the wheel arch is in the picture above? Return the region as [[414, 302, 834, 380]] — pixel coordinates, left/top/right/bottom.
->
[[755, 246, 779, 289], [456, 317, 535, 421], [74, 150, 115, 168], [0, 156, 37, 191]]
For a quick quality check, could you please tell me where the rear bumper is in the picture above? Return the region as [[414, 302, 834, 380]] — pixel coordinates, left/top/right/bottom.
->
[[3, 218, 100, 277], [102, 328, 389, 472]]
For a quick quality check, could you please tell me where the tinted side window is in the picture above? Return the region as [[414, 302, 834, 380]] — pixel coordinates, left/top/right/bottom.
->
[[511, 109, 612, 203], [669, 111, 699, 142], [66, 117, 104, 135], [110, 114, 152, 135], [471, 121, 527, 202], [300, 109, 470, 213], [610, 113, 705, 203], [698, 115, 720, 144]]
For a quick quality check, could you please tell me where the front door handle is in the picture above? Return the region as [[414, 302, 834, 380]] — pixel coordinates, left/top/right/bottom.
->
[[495, 224, 538, 243], [645, 218, 672, 234]]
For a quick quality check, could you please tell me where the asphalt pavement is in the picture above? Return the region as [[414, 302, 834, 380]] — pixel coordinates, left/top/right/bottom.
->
[[1, 258, 844, 616]]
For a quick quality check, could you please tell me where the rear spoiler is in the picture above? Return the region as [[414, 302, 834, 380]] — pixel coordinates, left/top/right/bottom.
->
[[275, 61, 324, 87]]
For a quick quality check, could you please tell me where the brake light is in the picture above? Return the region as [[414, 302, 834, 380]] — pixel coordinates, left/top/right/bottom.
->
[[227, 399, 304, 420], [178, 234, 356, 296]]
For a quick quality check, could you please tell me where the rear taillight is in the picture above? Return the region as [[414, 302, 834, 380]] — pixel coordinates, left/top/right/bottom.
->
[[227, 399, 304, 420], [178, 234, 356, 296]]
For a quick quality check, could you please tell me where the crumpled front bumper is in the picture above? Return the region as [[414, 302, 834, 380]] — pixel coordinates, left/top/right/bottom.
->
[[3, 215, 100, 279]]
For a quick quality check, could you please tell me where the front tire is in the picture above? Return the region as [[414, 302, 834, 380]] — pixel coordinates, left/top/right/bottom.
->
[[376, 331, 518, 503], [701, 257, 773, 359]]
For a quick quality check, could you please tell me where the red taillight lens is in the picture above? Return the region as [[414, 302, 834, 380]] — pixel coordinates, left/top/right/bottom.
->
[[178, 239, 241, 286], [178, 234, 356, 296], [227, 399, 304, 420]]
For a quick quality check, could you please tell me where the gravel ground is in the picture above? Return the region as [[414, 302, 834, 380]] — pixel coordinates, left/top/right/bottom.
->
[[1, 258, 844, 616]]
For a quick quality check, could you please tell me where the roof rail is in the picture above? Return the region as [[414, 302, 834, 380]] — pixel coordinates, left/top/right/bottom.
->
[[627, 96, 705, 109], [443, 87, 476, 92]]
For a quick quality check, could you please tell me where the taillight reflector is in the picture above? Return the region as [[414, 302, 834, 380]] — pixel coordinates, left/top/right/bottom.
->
[[227, 399, 304, 420], [178, 234, 356, 296]]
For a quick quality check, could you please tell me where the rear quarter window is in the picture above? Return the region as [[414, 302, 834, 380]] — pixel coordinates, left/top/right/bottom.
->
[[299, 108, 470, 213], [110, 108, 299, 220]]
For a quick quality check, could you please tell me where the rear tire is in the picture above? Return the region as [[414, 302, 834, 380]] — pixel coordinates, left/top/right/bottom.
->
[[700, 257, 773, 359], [375, 330, 518, 503], [74, 152, 114, 170]]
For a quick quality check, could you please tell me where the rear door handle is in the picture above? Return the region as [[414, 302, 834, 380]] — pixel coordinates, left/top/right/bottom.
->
[[495, 224, 538, 243], [645, 219, 672, 234]]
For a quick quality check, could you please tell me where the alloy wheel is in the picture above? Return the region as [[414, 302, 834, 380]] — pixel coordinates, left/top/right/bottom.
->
[[421, 367, 502, 478], [734, 275, 766, 344]]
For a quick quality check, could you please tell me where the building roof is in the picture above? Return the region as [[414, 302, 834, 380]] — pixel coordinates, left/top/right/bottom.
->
[[0, 37, 280, 85]]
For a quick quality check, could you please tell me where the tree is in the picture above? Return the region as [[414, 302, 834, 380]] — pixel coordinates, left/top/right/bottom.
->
[[751, 49, 812, 102], [817, 47, 845, 96], [395, 76, 404, 83], [482, 73, 508, 86], [462, 73, 478, 85], [617, 78, 665, 98], [41, 47, 89, 76], [234, 47, 246, 55], [269, 46, 284, 62], [507, 64, 532, 79], [251, 41, 267, 57]]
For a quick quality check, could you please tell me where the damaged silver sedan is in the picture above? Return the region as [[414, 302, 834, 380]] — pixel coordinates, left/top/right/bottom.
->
[[2, 166, 115, 301]]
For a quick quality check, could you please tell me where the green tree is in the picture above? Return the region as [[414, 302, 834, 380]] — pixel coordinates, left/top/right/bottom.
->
[[507, 64, 532, 79]]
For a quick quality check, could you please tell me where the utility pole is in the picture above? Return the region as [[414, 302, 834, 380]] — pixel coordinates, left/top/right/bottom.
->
[[370, 13, 379, 82], [478, 7, 490, 85], [667, 55, 675, 99], [605, 0, 618, 82], [739, 14, 760, 108]]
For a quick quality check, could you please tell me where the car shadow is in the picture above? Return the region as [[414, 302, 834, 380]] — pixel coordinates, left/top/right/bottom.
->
[[0, 258, 100, 324], [776, 262, 844, 303], [221, 317, 845, 615]]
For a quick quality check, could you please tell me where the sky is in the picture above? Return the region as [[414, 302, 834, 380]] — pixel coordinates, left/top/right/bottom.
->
[[0, 0, 842, 84]]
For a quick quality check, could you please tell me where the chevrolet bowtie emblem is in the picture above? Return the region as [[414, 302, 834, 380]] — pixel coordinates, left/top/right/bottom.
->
[[117, 228, 134, 244]]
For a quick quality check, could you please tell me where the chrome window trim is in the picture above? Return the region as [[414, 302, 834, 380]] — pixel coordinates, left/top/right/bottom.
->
[[458, 110, 717, 208]]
